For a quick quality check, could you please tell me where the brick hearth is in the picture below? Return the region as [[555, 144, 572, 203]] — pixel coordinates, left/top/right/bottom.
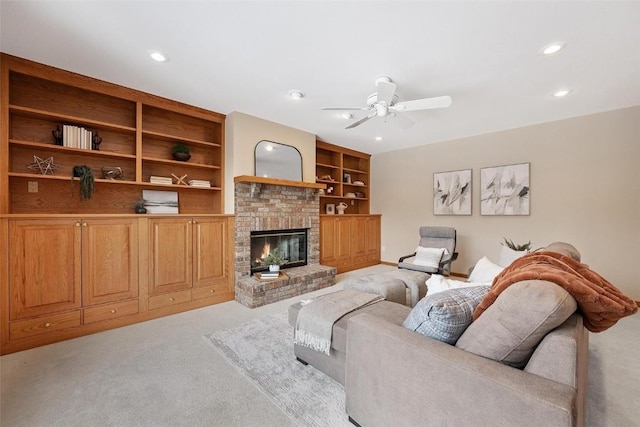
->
[[234, 178, 336, 308]]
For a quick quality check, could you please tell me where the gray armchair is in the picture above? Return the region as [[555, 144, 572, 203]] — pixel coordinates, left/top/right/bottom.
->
[[398, 226, 458, 275]]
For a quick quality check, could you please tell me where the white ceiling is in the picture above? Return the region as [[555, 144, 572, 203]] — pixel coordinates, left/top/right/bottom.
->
[[1, 1, 639, 155]]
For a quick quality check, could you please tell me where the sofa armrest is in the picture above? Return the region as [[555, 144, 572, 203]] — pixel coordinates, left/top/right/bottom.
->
[[346, 314, 579, 427]]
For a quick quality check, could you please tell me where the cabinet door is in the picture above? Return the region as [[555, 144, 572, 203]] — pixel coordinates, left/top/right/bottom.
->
[[82, 218, 139, 306], [335, 217, 353, 271], [351, 217, 368, 265], [148, 218, 192, 295], [192, 217, 229, 288], [319, 217, 338, 267], [9, 219, 81, 320], [365, 216, 381, 263]]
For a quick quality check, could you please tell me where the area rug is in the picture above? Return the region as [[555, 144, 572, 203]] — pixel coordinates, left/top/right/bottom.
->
[[205, 313, 351, 427]]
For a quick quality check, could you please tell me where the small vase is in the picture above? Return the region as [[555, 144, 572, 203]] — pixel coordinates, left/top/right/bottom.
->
[[269, 265, 280, 273]]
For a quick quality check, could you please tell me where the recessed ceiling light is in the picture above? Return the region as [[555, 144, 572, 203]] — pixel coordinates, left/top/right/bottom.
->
[[541, 42, 566, 55], [149, 51, 169, 62], [288, 90, 305, 100], [375, 136, 383, 141], [341, 112, 353, 120], [553, 89, 572, 98]]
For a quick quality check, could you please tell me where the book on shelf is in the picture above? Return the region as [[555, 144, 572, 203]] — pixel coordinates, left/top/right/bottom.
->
[[188, 180, 211, 188], [62, 124, 93, 150], [150, 176, 173, 185]]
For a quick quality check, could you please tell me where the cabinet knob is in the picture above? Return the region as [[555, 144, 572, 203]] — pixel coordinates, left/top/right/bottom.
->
[[110, 309, 117, 314], [75, 222, 81, 227], [210, 289, 215, 294], [169, 297, 175, 301], [44, 322, 51, 328], [82, 222, 87, 227]]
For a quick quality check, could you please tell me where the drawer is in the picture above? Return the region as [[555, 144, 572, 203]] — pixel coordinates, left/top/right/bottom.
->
[[353, 255, 367, 265], [83, 300, 139, 325], [10, 311, 81, 340], [148, 289, 192, 310], [192, 283, 230, 300]]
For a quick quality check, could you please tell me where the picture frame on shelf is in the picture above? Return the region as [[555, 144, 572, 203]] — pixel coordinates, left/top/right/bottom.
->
[[326, 203, 335, 215], [343, 173, 351, 184], [433, 169, 472, 215], [480, 162, 530, 216]]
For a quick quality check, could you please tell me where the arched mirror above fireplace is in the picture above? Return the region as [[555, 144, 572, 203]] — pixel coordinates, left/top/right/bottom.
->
[[255, 140, 303, 181]]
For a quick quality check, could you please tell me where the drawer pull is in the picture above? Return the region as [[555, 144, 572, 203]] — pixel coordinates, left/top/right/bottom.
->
[[110, 309, 117, 314], [44, 322, 51, 328], [169, 297, 175, 301], [210, 289, 215, 294]]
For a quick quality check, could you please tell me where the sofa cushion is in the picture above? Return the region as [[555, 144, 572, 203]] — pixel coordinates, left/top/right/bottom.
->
[[468, 256, 504, 283], [497, 245, 527, 267], [413, 247, 447, 268], [425, 274, 485, 296], [402, 285, 490, 344], [456, 280, 577, 368]]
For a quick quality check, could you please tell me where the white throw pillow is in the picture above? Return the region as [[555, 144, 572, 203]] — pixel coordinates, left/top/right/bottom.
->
[[426, 274, 484, 296], [497, 245, 527, 267], [413, 247, 448, 268], [468, 257, 504, 283]]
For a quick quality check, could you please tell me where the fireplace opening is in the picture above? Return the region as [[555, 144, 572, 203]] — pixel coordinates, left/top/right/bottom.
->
[[250, 228, 308, 274]]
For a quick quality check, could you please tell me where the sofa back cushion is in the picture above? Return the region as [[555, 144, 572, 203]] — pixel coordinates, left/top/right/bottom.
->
[[455, 280, 577, 368]]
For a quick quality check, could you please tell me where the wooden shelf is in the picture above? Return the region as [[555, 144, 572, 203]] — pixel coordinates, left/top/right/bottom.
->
[[10, 139, 137, 160], [142, 130, 221, 147], [9, 105, 137, 133], [316, 140, 371, 215], [142, 156, 222, 170]]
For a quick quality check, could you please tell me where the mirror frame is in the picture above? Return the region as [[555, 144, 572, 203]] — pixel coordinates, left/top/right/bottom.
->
[[254, 140, 303, 181]]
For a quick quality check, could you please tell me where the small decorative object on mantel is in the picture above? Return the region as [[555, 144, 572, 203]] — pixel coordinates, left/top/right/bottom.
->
[[101, 166, 125, 180], [171, 143, 191, 161], [52, 125, 63, 146], [28, 155, 59, 175], [171, 173, 188, 185], [71, 165, 95, 200], [134, 198, 147, 214]]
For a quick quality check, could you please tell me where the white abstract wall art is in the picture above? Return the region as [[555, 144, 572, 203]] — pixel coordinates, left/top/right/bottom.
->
[[433, 169, 472, 215], [480, 163, 530, 215]]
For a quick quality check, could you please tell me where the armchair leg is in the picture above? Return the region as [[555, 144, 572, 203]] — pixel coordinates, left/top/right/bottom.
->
[[296, 357, 309, 366]]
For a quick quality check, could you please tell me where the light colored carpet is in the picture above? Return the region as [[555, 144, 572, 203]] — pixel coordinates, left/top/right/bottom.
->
[[206, 313, 350, 427]]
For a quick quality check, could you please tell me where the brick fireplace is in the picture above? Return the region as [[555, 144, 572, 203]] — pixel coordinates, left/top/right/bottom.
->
[[234, 176, 336, 308]]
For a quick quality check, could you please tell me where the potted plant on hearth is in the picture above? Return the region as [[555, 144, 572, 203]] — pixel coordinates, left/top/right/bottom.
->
[[171, 143, 191, 161], [262, 248, 288, 273]]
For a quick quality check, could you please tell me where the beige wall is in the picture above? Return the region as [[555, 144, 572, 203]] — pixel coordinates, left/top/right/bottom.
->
[[371, 107, 640, 299], [224, 111, 316, 213]]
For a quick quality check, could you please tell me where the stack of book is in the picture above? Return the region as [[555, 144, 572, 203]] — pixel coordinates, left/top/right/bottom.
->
[[188, 179, 211, 188], [258, 271, 281, 279], [63, 124, 93, 150], [150, 176, 173, 185]]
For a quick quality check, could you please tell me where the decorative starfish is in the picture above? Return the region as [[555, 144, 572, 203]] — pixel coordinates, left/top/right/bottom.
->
[[28, 155, 59, 175], [171, 173, 188, 185]]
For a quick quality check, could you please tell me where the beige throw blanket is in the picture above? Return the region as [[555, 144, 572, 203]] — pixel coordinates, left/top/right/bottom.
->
[[294, 290, 384, 355]]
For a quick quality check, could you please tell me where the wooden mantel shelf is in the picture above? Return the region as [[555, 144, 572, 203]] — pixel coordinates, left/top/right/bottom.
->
[[234, 175, 325, 189]]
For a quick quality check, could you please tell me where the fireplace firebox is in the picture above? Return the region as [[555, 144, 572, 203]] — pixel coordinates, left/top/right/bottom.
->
[[250, 228, 308, 274]]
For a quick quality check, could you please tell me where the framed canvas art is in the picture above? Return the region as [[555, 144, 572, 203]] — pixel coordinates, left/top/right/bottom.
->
[[433, 169, 472, 215], [480, 163, 530, 215]]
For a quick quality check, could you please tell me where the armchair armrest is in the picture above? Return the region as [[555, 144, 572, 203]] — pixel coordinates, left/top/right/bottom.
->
[[346, 314, 578, 427], [398, 252, 417, 263]]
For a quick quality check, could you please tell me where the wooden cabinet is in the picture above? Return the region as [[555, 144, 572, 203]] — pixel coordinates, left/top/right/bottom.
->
[[1, 53, 225, 215], [147, 216, 233, 309], [316, 140, 371, 215], [0, 54, 235, 355], [320, 215, 381, 273], [8, 217, 138, 340]]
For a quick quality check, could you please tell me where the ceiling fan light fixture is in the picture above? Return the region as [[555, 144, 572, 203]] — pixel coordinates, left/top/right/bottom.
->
[[288, 90, 305, 100], [541, 42, 566, 55], [340, 112, 353, 120]]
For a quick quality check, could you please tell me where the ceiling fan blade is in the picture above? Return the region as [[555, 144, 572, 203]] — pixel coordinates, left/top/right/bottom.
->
[[391, 112, 414, 130], [345, 110, 377, 129], [393, 95, 452, 112], [321, 107, 370, 111], [376, 80, 396, 106]]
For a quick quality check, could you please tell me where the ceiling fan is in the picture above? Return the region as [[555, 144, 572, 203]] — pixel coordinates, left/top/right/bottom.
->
[[322, 76, 452, 130]]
